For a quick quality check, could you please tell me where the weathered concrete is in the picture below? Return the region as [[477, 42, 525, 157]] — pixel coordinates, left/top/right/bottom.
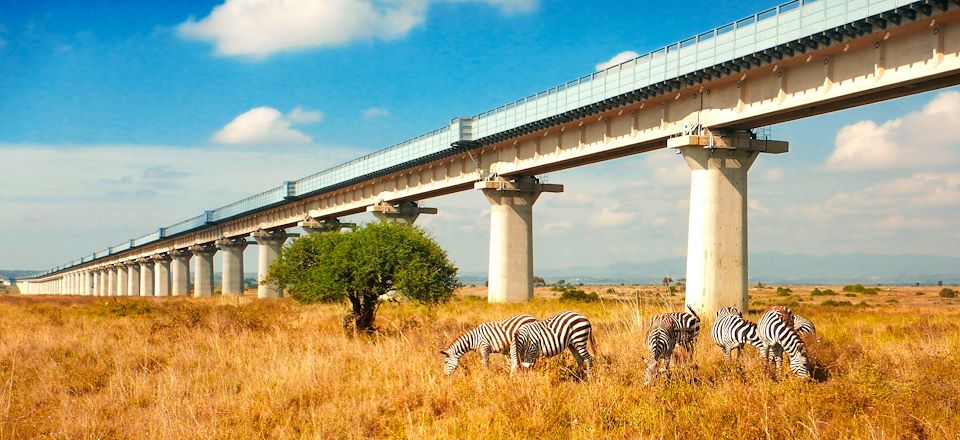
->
[[171, 249, 191, 296], [477, 176, 563, 303], [93, 270, 102, 297], [367, 201, 437, 224], [217, 238, 248, 296], [117, 265, 128, 296], [126, 262, 140, 297], [153, 254, 172, 297], [190, 244, 216, 297], [252, 229, 288, 298], [107, 266, 117, 296], [139, 258, 155, 297], [669, 130, 788, 316], [85, 271, 93, 296]]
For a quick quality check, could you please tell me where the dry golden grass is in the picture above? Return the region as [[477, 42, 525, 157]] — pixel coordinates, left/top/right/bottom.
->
[[0, 284, 958, 439]]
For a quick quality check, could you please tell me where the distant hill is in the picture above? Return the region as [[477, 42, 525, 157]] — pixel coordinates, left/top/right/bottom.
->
[[460, 252, 960, 286], [0, 270, 40, 281]]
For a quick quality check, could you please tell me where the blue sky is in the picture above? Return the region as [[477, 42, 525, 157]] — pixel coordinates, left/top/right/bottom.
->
[[2, 0, 958, 274]]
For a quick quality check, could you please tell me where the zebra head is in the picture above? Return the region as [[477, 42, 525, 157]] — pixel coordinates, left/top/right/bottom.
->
[[789, 351, 811, 379], [513, 330, 540, 370], [716, 306, 742, 318], [440, 350, 460, 375]]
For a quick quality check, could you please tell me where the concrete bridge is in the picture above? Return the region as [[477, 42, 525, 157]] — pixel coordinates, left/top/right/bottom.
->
[[18, 0, 960, 315]]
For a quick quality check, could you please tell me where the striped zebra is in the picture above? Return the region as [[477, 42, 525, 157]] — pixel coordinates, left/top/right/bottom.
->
[[665, 305, 701, 359], [793, 314, 818, 343], [758, 306, 810, 379], [645, 314, 678, 384], [441, 314, 537, 375], [510, 311, 596, 374], [711, 307, 764, 361]]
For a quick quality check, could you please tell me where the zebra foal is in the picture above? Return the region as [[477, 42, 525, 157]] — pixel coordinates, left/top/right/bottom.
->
[[441, 314, 537, 375], [645, 314, 678, 384], [758, 306, 810, 379], [711, 307, 764, 361], [510, 311, 596, 374]]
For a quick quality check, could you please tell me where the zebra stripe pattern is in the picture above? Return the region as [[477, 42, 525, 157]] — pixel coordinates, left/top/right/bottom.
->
[[711, 307, 764, 361], [645, 314, 678, 384], [793, 314, 818, 343], [441, 314, 537, 375], [666, 305, 701, 358], [510, 311, 595, 374], [758, 306, 810, 379]]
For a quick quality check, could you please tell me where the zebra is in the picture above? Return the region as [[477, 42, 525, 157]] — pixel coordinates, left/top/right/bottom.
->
[[793, 314, 818, 344], [663, 304, 701, 359], [645, 314, 678, 384], [758, 306, 810, 379], [711, 307, 764, 361], [441, 314, 537, 375], [510, 311, 596, 374]]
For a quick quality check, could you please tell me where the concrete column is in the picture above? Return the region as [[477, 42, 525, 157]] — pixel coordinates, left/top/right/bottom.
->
[[298, 217, 356, 234], [126, 262, 140, 297], [668, 130, 788, 316], [252, 229, 289, 298], [117, 265, 128, 296], [190, 244, 216, 297], [170, 249, 192, 296], [367, 201, 437, 224], [139, 258, 155, 297], [217, 238, 248, 296], [476, 176, 563, 303], [93, 270, 102, 296], [107, 266, 117, 296], [85, 271, 93, 296], [152, 254, 172, 297]]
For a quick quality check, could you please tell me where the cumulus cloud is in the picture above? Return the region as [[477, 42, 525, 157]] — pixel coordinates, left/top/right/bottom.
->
[[827, 172, 960, 212], [213, 106, 321, 145], [761, 168, 783, 182], [362, 107, 390, 119], [595, 51, 639, 71], [178, 0, 536, 59], [827, 91, 960, 170]]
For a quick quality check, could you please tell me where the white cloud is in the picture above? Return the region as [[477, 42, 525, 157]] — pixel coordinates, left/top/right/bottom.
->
[[595, 51, 639, 71], [827, 91, 960, 171], [362, 107, 390, 119], [541, 221, 573, 236], [827, 172, 960, 211], [643, 149, 689, 186], [761, 168, 783, 182], [286, 106, 324, 124], [213, 106, 319, 145], [588, 205, 635, 229], [178, 0, 537, 59]]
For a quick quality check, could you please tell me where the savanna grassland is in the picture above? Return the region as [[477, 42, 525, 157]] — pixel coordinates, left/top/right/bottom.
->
[[0, 284, 958, 439]]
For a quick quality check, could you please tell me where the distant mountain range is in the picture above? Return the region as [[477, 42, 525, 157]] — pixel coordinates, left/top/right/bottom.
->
[[6, 253, 958, 287], [460, 252, 960, 286]]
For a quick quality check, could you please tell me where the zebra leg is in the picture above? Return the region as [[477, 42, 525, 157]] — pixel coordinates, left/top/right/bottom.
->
[[572, 343, 593, 374], [644, 358, 658, 385], [664, 354, 672, 382], [723, 346, 732, 362], [479, 343, 491, 368]]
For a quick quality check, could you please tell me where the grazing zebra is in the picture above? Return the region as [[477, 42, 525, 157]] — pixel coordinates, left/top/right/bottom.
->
[[758, 306, 810, 379], [793, 314, 818, 343], [441, 314, 537, 375], [711, 307, 764, 361], [645, 314, 678, 384], [510, 311, 596, 374], [663, 305, 701, 359]]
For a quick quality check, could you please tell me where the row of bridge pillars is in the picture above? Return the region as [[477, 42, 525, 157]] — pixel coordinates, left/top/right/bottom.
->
[[19, 130, 787, 316]]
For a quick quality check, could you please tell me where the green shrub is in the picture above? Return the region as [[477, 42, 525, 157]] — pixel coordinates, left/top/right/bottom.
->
[[822, 300, 853, 307], [559, 287, 599, 302], [811, 288, 838, 296], [939, 288, 957, 298], [843, 284, 879, 294], [776, 287, 792, 296]]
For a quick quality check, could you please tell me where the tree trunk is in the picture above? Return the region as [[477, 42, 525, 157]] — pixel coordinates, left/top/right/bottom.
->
[[353, 293, 379, 333]]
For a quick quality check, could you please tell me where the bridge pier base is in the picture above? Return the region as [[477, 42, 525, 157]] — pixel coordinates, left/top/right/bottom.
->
[[299, 217, 356, 234], [367, 201, 437, 224], [139, 258, 155, 297], [126, 262, 140, 297], [153, 254, 172, 297], [477, 176, 563, 303], [669, 130, 788, 317], [217, 238, 249, 296], [190, 244, 216, 297], [252, 230, 289, 298], [171, 249, 192, 296]]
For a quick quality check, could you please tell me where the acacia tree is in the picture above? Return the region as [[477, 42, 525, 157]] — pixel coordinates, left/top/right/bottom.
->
[[265, 222, 460, 333]]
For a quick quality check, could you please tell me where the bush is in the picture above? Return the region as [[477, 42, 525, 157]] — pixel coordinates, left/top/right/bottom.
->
[[939, 288, 957, 298], [843, 284, 879, 295], [811, 288, 838, 296], [558, 287, 599, 303], [776, 287, 792, 296], [822, 300, 853, 307]]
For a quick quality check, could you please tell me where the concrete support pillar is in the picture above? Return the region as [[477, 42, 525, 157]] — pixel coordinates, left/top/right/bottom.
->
[[107, 266, 117, 296], [139, 258, 155, 297], [252, 229, 289, 298], [93, 270, 102, 296], [126, 262, 140, 297], [190, 244, 216, 297], [117, 265, 128, 296], [476, 176, 563, 303], [298, 217, 356, 234], [85, 271, 93, 296], [170, 249, 192, 296], [153, 254, 172, 297], [217, 238, 248, 296], [668, 130, 788, 316], [367, 201, 437, 224]]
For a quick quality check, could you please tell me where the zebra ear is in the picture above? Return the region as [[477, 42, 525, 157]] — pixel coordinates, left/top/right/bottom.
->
[[440, 350, 448, 356]]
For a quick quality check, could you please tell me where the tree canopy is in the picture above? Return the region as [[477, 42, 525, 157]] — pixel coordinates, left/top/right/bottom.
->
[[265, 222, 460, 332]]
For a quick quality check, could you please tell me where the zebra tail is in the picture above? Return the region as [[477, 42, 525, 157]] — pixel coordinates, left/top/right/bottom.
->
[[686, 304, 700, 322], [589, 330, 600, 358]]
